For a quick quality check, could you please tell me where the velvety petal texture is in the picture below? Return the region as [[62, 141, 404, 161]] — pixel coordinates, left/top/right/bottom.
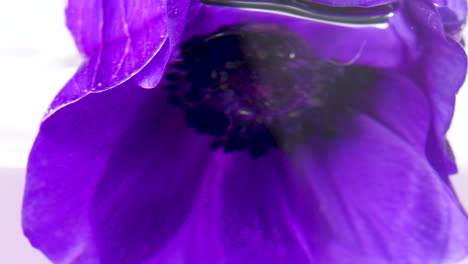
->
[[23, 0, 468, 264]]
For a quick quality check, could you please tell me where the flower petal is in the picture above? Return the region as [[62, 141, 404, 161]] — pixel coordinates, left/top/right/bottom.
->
[[23, 80, 212, 263], [139, 113, 468, 264], [51, 0, 168, 117], [132, 0, 196, 88], [138, 149, 316, 263], [89, 111, 214, 263], [421, 34, 466, 176], [356, 70, 430, 153], [285, 113, 468, 263], [25, 1, 468, 263], [392, 0, 467, 176], [66, 0, 167, 56], [133, 40, 171, 89], [439, 0, 467, 37]]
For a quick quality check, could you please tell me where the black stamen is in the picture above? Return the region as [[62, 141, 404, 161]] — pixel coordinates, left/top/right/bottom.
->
[[163, 24, 376, 158]]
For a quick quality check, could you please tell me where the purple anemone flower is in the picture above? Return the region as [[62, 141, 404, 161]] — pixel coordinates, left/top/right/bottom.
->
[[23, 0, 468, 263]]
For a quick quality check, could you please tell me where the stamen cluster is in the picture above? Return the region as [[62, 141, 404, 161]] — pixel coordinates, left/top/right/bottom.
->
[[164, 24, 373, 158]]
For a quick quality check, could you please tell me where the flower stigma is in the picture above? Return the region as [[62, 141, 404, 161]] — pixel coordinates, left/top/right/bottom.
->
[[164, 24, 376, 158]]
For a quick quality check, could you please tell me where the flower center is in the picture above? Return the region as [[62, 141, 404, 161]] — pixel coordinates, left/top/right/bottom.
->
[[163, 24, 375, 158]]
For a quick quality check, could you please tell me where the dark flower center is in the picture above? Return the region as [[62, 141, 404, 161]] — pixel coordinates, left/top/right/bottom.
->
[[163, 24, 375, 158]]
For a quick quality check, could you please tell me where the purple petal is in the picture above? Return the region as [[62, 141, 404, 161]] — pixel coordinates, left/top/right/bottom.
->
[[133, 0, 195, 88], [65, 0, 103, 56], [52, 0, 168, 117], [139, 114, 468, 264], [447, 0, 468, 22], [133, 41, 171, 88], [23, 80, 212, 263], [24, 1, 468, 263], [66, 0, 167, 56], [356, 71, 430, 153], [439, 0, 467, 37], [140, 70, 467, 263], [392, 0, 467, 176], [284, 113, 468, 263], [420, 33, 466, 141], [89, 108, 214, 262]]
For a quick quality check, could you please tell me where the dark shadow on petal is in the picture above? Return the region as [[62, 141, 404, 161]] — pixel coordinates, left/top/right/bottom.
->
[[218, 151, 330, 263], [285, 113, 468, 264], [353, 70, 431, 154], [90, 82, 214, 264], [24, 81, 163, 263]]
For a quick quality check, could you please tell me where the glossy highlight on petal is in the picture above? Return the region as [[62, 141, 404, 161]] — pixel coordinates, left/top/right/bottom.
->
[[202, 0, 397, 25], [310, 0, 396, 7]]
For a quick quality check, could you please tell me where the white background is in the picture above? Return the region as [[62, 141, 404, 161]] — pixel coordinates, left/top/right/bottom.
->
[[0, 0, 467, 263]]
